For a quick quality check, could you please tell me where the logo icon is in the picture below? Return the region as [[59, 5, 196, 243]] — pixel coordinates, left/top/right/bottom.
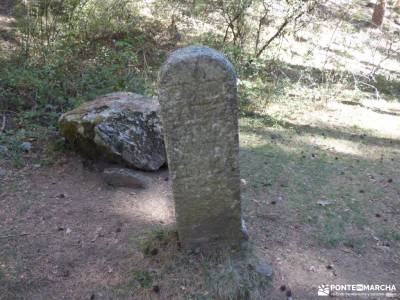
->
[[318, 285, 330, 296]]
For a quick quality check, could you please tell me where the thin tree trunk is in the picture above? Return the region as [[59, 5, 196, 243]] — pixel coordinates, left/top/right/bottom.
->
[[372, 0, 386, 27]]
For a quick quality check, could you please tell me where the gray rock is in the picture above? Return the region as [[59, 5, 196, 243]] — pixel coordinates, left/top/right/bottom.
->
[[158, 46, 242, 249], [20, 142, 32, 152], [255, 262, 273, 278], [102, 167, 150, 188], [241, 219, 249, 240], [58, 92, 166, 171], [0, 145, 8, 154], [0, 168, 6, 177]]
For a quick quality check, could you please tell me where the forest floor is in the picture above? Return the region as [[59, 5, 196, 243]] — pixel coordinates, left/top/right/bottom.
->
[[1, 0, 400, 299], [1, 96, 399, 299]]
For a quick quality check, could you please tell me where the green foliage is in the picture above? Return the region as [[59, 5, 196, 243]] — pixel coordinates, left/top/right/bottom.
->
[[137, 228, 176, 257], [0, 0, 161, 114], [133, 270, 153, 289]]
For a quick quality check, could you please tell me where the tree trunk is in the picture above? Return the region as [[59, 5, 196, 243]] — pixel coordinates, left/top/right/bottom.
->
[[372, 0, 386, 27]]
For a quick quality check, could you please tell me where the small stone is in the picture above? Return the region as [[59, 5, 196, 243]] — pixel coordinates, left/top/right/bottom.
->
[[152, 285, 160, 293], [317, 200, 334, 207], [20, 142, 32, 152], [66, 228, 72, 234], [58, 193, 66, 198], [388, 178, 393, 183], [375, 213, 381, 218], [241, 219, 249, 240], [0, 168, 6, 177], [102, 168, 150, 188], [0, 145, 8, 154], [255, 262, 273, 278], [286, 289, 292, 297], [280, 285, 286, 291]]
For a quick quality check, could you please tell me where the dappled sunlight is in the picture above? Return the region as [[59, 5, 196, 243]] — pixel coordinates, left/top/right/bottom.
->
[[111, 181, 175, 226], [240, 117, 399, 162], [260, 96, 400, 146], [322, 101, 400, 138], [311, 136, 363, 156]]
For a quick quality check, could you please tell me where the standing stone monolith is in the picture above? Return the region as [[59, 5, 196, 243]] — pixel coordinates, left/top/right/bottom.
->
[[158, 45, 242, 249]]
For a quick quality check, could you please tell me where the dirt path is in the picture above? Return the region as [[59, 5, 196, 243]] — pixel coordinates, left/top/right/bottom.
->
[[0, 155, 174, 299]]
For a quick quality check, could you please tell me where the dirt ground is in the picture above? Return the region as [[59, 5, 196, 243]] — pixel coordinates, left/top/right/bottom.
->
[[0, 156, 176, 299], [1, 96, 399, 300]]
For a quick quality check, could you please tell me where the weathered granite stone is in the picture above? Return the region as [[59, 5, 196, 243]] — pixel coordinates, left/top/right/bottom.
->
[[102, 167, 150, 188], [58, 92, 166, 171], [158, 45, 242, 248]]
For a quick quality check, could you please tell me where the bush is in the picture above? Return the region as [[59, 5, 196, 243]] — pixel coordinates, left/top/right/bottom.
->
[[0, 0, 164, 114]]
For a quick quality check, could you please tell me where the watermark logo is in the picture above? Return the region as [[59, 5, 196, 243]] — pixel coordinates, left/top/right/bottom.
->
[[318, 285, 330, 296], [317, 284, 397, 297]]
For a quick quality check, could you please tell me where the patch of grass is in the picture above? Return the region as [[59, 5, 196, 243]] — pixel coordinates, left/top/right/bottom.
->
[[343, 237, 365, 254], [379, 228, 400, 242], [130, 227, 271, 299], [375, 74, 400, 100], [133, 270, 153, 289], [318, 212, 346, 247], [0, 111, 66, 168], [239, 99, 398, 254], [199, 247, 271, 300], [137, 227, 177, 257]]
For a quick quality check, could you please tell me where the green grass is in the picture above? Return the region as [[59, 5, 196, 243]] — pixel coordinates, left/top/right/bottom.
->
[[106, 228, 272, 299], [239, 93, 400, 252]]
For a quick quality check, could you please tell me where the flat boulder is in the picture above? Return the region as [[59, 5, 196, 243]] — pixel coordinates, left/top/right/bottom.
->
[[59, 92, 166, 171], [102, 167, 150, 188]]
